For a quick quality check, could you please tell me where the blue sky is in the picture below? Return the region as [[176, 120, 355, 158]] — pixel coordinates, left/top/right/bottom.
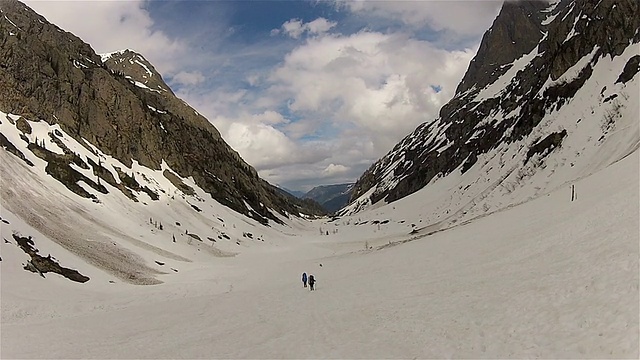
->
[[25, 0, 503, 192]]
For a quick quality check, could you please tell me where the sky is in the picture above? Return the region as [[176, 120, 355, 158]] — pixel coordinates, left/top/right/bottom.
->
[[23, 0, 503, 192]]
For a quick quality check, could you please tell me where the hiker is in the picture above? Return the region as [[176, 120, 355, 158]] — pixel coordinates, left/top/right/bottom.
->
[[308, 274, 316, 291], [302, 272, 307, 288]]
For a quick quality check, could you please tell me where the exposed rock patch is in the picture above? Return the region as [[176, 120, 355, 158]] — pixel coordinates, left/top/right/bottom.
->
[[15, 117, 31, 134], [616, 55, 640, 84], [163, 169, 194, 196], [526, 130, 568, 164], [28, 142, 107, 199], [0, 133, 34, 166], [13, 234, 90, 283]]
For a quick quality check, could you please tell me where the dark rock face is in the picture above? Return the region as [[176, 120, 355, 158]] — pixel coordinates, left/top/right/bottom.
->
[[15, 116, 31, 134], [456, 0, 549, 94], [0, 132, 33, 166], [0, 0, 325, 222], [349, 0, 640, 208]]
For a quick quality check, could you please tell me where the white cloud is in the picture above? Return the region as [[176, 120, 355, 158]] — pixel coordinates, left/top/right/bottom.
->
[[225, 122, 295, 169], [250, 111, 289, 125], [245, 74, 262, 87], [335, 0, 502, 36], [172, 71, 205, 87], [219, 119, 330, 171], [268, 31, 475, 154], [281, 19, 305, 39], [306, 18, 337, 35], [323, 163, 349, 176], [275, 17, 337, 39]]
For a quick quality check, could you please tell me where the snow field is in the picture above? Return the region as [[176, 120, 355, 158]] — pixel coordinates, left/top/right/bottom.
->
[[1, 148, 637, 359]]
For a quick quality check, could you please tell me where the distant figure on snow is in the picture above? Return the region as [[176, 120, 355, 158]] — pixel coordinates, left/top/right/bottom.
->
[[308, 274, 316, 291], [302, 272, 307, 288]]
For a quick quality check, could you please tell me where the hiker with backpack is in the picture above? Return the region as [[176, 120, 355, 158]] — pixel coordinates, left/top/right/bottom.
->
[[308, 274, 316, 291]]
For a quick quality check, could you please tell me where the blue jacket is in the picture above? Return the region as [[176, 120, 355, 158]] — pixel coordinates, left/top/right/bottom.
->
[[302, 273, 307, 282]]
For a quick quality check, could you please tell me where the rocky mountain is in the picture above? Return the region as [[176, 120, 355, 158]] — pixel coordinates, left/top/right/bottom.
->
[[0, 0, 325, 225], [344, 0, 639, 215], [273, 186, 327, 214], [303, 183, 354, 213]]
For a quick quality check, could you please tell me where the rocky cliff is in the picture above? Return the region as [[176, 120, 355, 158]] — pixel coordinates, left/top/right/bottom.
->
[[346, 0, 639, 213], [0, 0, 325, 223]]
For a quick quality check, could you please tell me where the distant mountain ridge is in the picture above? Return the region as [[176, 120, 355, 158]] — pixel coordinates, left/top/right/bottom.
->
[[278, 186, 306, 199], [344, 0, 640, 216], [302, 183, 354, 213]]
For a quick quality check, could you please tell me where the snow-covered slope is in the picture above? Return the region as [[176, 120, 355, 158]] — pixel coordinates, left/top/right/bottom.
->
[[344, 0, 640, 225], [2, 131, 637, 359], [0, 112, 314, 284]]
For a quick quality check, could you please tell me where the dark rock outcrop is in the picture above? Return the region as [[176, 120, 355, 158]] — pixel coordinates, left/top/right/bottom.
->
[[14, 234, 90, 283], [525, 129, 568, 164], [0, 132, 33, 166], [456, 1, 549, 94], [616, 55, 640, 84]]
